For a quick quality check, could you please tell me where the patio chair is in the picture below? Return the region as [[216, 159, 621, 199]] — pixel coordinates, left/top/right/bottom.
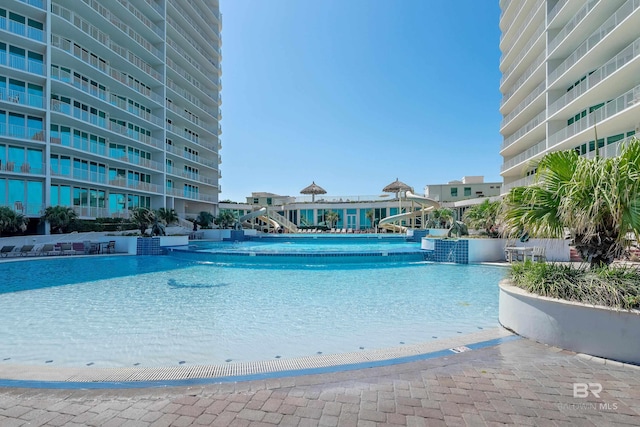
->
[[0, 246, 15, 257], [105, 241, 116, 254], [17, 245, 35, 256], [58, 243, 75, 255], [532, 246, 546, 262], [38, 244, 57, 256]]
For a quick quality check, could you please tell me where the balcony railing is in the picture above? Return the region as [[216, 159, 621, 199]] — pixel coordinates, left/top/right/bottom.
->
[[549, 0, 640, 85], [549, 37, 640, 116], [502, 176, 535, 194], [51, 99, 163, 150], [116, 0, 163, 38], [17, 0, 45, 9], [548, 0, 569, 24], [501, 50, 545, 107], [548, 0, 600, 54], [50, 136, 163, 172], [501, 139, 546, 172], [166, 187, 216, 202], [0, 161, 44, 175], [166, 78, 218, 118], [501, 20, 544, 86], [0, 87, 45, 109], [500, 0, 544, 64], [501, 110, 546, 150], [0, 51, 45, 75], [166, 166, 216, 185], [0, 123, 45, 141], [548, 84, 640, 148], [501, 81, 545, 129], [52, 167, 161, 193], [0, 17, 45, 42], [165, 144, 219, 169]]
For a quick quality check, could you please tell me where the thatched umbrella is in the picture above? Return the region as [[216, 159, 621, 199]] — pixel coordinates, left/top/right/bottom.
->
[[383, 178, 413, 219], [300, 181, 326, 202], [382, 178, 412, 197]]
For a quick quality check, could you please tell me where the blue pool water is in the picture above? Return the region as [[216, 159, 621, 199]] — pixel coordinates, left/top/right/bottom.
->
[[171, 236, 427, 264], [0, 253, 506, 368]]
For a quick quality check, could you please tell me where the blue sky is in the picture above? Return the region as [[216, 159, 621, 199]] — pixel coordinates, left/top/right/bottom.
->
[[218, 1, 502, 202]]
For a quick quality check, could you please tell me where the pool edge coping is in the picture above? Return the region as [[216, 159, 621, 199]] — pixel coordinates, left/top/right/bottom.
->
[[0, 328, 517, 389]]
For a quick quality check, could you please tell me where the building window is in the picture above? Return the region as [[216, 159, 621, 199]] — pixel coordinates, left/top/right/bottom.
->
[[451, 188, 458, 197], [464, 187, 471, 197]]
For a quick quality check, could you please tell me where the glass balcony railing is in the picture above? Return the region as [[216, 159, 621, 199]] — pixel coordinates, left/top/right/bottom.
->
[[548, 0, 600, 54], [549, 37, 640, 116], [0, 17, 45, 42], [549, 0, 640, 85], [0, 51, 45, 75], [0, 87, 45, 109], [0, 123, 45, 142], [548, 84, 640, 148], [501, 139, 546, 171], [501, 110, 546, 150]]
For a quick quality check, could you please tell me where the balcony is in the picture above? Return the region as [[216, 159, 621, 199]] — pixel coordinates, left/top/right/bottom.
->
[[17, 0, 45, 10], [167, 187, 216, 202], [165, 144, 219, 169], [501, 110, 546, 151], [0, 87, 44, 109], [0, 160, 44, 175], [548, 0, 601, 54], [52, 167, 161, 193], [0, 123, 44, 142], [0, 16, 45, 43], [548, 37, 640, 116], [51, 99, 164, 150], [501, 139, 546, 172], [501, 81, 545, 130], [0, 51, 44, 75], [548, 0, 640, 85], [547, 84, 640, 148], [501, 50, 545, 108]]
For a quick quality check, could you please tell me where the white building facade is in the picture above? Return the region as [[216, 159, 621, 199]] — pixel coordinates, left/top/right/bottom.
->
[[1, 0, 222, 231], [500, 0, 640, 193]]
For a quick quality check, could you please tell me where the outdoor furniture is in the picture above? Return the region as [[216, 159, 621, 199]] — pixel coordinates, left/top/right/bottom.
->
[[532, 246, 546, 262], [0, 246, 15, 257], [505, 246, 534, 263], [17, 245, 35, 256], [105, 241, 116, 254], [38, 244, 57, 256], [58, 243, 75, 255]]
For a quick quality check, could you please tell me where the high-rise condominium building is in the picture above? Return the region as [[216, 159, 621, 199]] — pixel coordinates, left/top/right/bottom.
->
[[499, 0, 640, 193], [1, 0, 222, 232]]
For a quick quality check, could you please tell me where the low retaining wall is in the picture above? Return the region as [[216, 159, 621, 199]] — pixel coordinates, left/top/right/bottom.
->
[[499, 281, 640, 365]]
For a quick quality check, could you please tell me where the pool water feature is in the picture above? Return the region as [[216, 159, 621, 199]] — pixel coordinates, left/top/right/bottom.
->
[[0, 255, 505, 368], [170, 235, 427, 264]]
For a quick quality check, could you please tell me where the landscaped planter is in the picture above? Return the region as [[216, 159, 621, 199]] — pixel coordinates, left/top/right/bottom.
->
[[499, 280, 640, 365]]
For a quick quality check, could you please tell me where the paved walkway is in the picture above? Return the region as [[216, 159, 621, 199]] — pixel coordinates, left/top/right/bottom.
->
[[1, 338, 639, 426]]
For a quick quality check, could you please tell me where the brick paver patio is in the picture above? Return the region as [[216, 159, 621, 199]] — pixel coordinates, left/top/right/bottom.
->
[[1, 337, 639, 426]]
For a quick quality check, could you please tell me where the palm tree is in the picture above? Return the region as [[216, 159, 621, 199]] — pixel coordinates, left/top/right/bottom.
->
[[463, 200, 501, 237], [130, 207, 154, 236], [365, 209, 375, 230], [214, 211, 236, 229], [501, 138, 640, 267], [0, 206, 28, 236], [42, 206, 77, 234], [324, 210, 340, 229], [430, 208, 453, 229], [196, 211, 215, 228], [155, 207, 178, 226]]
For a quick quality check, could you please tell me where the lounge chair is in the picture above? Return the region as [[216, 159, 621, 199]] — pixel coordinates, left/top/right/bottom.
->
[[38, 244, 57, 256], [17, 245, 35, 256], [58, 243, 75, 255], [0, 246, 15, 257]]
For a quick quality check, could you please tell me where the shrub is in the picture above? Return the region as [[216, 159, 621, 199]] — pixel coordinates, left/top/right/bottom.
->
[[510, 261, 640, 310]]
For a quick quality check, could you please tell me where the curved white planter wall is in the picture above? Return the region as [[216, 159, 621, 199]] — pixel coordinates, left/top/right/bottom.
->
[[499, 281, 640, 365]]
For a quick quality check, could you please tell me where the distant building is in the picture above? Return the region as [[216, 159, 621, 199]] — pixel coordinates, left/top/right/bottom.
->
[[424, 177, 501, 203]]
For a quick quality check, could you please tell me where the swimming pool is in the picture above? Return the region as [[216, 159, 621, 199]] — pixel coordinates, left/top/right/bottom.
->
[[170, 236, 427, 264], [0, 254, 505, 368]]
